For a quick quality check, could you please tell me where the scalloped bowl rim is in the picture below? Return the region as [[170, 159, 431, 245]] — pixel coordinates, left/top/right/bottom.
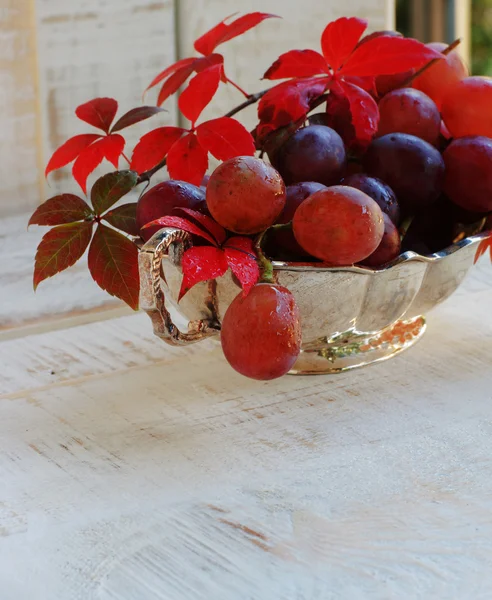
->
[[270, 232, 490, 274]]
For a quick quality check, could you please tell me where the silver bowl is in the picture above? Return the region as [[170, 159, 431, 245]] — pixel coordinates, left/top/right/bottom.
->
[[138, 228, 488, 374]]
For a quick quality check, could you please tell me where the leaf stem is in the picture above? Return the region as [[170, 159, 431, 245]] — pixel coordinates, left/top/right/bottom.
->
[[137, 88, 271, 184], [226, 77, 251, 99], [399, 38, 461, 88], [122, 152, 132, 166]]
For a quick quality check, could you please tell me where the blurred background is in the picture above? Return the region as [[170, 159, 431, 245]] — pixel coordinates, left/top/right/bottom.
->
[[0, 0, 489, 331]]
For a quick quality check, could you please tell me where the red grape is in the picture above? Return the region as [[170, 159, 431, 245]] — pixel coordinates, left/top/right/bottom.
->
[[342, 174, 400, 225], [363, 133, 445, 212], [137, 180, 206, 241], [376, 70, 413, 97], [443, 136, 492, 213], [360, 214, 401, 267], [221, 284, 302, 380], [206, 156, 286, 234], [377, 88, 440, 146], [293, 186, 384, 265], [270, 182, 326, 257], [442, 76, 492, 138], [412, 42, 468, 109], [270, 125, 346, 186]]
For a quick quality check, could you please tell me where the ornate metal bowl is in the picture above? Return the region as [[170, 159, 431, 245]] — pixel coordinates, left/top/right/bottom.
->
[[139, 228, 488, 374]]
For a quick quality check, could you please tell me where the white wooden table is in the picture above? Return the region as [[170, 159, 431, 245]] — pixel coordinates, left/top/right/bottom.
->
[[1, 262, 492, 600]]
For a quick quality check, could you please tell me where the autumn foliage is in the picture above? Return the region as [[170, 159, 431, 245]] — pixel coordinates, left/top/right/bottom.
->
[[30, 13, 449, 309]]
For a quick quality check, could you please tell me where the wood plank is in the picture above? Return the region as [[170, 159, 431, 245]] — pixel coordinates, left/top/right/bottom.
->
[[35, 0, 177, 200], [1, 266, 492, 597], [0, 213, 122, 331], [0, 0, 42, 216], [176, 0, 389, 133]]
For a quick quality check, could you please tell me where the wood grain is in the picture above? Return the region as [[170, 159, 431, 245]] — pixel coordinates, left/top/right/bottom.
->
[[176, 0, 390, 132], [0, 0, 42, 217], [35, 0, 177, 199], [0, 264, 492, 598]]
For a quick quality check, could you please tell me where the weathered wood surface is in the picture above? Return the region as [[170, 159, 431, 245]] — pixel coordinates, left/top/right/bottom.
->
[[177, 0, 391, 132], [0, 0, 393, 217], [0, 0, 176, 216], [0, 213, 126, 332], [1, 263, 492, 599]]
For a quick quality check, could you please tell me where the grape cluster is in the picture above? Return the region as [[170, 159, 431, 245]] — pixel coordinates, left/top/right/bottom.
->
[[134, 38, 492, 380]]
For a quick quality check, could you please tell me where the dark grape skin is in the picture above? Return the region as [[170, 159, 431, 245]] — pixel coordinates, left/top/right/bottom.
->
[[401, 196, 456, 254], [270, 125, 347, 187], [443, 136, 492, 213], [377, 88, 441, 146], [268, 182, 327, 258], [206, 156, 286, 234], [342, 174, 400, 225], [360, 214, 401, 267], [220, 284, 302, 380], [136, 180, 206, 241], [363, 133, 445, 214], [293, 186, 384, 265]]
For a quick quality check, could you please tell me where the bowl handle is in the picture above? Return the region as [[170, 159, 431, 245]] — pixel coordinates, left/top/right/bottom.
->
[[138, 227, 220, 346]]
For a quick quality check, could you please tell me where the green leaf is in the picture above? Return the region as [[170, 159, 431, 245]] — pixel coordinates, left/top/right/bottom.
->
[[88, 223, 139, 309], [90, 170, 138, 216], [102, 203, 139, 236], [28, 194, 93, 227], [33, 221, 93, 290]]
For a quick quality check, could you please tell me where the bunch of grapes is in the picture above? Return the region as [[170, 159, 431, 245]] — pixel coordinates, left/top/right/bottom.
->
[[134, 35, 492, 381]]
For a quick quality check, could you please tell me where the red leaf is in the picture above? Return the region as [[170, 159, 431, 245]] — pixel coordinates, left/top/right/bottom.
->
[[145, 57, 197, 93], [328, 80, 379, 148], [321, 17, 367, 71], [176, 208, 226, 245], [45, 134, 102, 177], [339, 36, 442, 77], [33, 221, 93, 289], [111, 106, 166, 132], [193, 53, 225, 73], [157, 63, 197, 106], [142, 215, 218, 246], [223, 236, 259, 295], [167, 133, 208, 186], [90, 170, 137, 216], [263, 49, 329, 80], [179, 246, 228, 300], [475, 236, 492, 264], [102, 134, 125, 168], [103, 203, 139, 236], [343, 75, 377, 95], [194, 12, 278, 56], [178, 64, 222, 125], [153, 55, 225, 107], [29, 194, 93, 226], [130, 127, 185, 173], [72, 135, 125, 194], [88, 223, 139, 310], [257, 78, 328, 139], [196, 117, 256, 161], [75, 98, 118, 133]]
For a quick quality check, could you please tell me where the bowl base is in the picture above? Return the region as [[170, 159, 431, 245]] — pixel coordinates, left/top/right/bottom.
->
[[289, 316, 426, 375]]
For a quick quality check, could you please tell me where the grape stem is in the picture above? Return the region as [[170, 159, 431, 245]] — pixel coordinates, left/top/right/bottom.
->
[[399, 38, 462, 88], [137, 89, 270, 184], [255, 223, 293, 283]]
